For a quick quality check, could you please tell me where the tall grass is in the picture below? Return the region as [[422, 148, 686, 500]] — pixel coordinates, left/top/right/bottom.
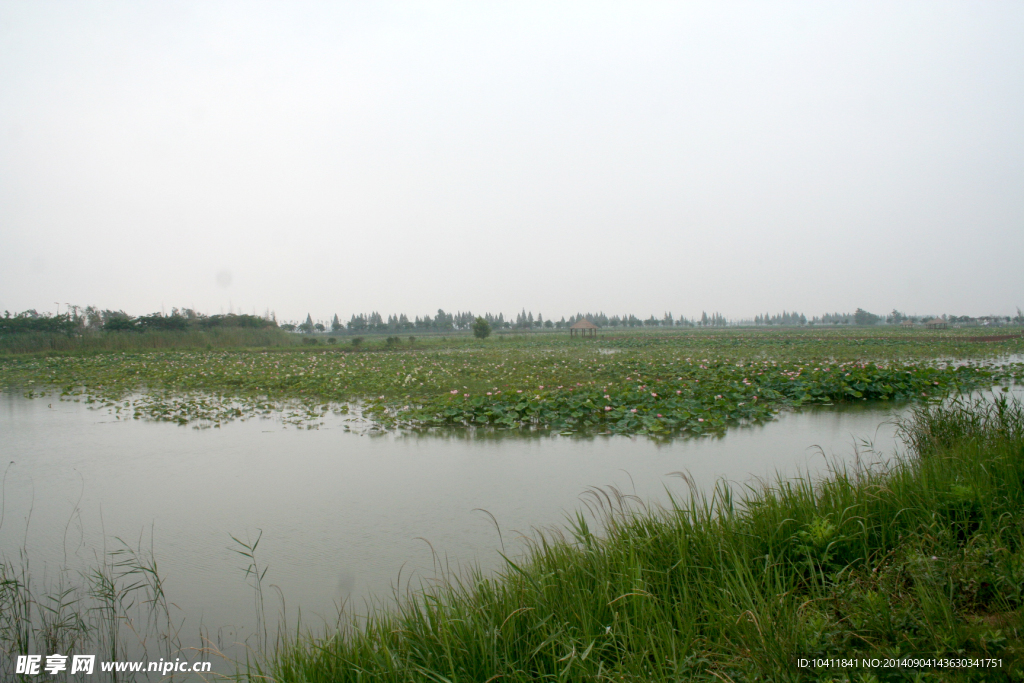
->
[[251, 397, 1024, 682], [0, 535, 207, 682], [0, 328, 297, 355]]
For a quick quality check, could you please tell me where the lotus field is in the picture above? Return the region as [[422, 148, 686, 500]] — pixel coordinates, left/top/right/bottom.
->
[[1, 329, 1021, 437]]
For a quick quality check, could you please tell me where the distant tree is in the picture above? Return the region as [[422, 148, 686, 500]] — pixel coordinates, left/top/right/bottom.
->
[[473, 317, 491, 339], [331, 314, 343, 332], [854, 308, 880, 325], [103, 311, 136, 331], [1, 310, 79, 335], [136, 312, 188, 331], [435, 309, 454, 331], [84, 306, 103, 330], [314, 322, 325, 333], [202, 313, 275, 329], [348, 314, 367, 332], [299, 314, 314, 333]]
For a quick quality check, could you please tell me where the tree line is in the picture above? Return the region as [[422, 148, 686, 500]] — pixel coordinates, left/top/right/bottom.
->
[[4, 305, 1022, 338], [0, 307, 276, 335]]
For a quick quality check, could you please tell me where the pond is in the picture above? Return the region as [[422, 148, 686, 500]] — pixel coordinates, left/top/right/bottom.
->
[[1, 391, 914, 672]]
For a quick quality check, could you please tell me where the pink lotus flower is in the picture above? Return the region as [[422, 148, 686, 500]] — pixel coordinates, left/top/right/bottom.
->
[[651, 392, 657, 397], [450, 389, 459, 394], [517, 390, 523, 393], [605, 406, 612, 411], [698, 418, 704, 422], [630, 408, 637, 413], [486, 392, 492, 395], [657, 414, 662, 417]]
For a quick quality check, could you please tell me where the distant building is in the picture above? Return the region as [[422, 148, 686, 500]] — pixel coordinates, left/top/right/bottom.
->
[[925, 318, 947, 329], [570, 319, 598, 338], [900, 320, 915, 328]]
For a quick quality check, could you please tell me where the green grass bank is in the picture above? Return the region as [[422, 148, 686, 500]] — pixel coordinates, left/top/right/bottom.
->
[[249, 397, 1024, 682]]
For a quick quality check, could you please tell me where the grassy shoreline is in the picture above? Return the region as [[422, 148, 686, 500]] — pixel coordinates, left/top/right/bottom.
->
[[248, 397, 1024, 682]]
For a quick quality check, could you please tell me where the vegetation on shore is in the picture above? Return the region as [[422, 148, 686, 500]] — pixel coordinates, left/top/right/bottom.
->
[[247, 396, 1024, 682]]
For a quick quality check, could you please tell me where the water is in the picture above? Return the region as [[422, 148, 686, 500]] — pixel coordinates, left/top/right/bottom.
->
[[1, 391, 910, 669]]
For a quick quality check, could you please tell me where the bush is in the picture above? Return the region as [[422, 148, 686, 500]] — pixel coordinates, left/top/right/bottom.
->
[[351, 337, 363, 348], [301, 337, 319, 346], [472, 317, 491, 339], [327, 337, 337, 345]]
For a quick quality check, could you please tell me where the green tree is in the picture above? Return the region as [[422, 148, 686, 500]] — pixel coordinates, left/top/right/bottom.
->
[[472, 317, 491, 339], [854, 308, 880, 325]]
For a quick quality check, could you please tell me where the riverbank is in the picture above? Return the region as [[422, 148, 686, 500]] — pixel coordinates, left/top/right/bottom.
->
[[251, 396, 1024, 682]]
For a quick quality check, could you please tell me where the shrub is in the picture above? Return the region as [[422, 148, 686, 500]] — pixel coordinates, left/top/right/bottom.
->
[[472, 317, 491, 339]]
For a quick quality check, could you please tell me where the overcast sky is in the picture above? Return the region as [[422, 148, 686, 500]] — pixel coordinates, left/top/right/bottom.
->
[[1, 2, 1022, 323]]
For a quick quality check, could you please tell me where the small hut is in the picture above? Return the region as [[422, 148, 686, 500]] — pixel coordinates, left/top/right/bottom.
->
[[569, 319, 598, 338], [925, 318, 948, 330], [900, 320, 915, 328]]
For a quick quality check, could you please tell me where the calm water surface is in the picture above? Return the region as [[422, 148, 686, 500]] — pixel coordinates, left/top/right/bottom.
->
[[1, 392, 910, 663]]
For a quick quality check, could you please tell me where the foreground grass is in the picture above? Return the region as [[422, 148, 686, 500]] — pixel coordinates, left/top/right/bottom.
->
[[251, 397, 1024, 682], [1, 329, 1020, 435]]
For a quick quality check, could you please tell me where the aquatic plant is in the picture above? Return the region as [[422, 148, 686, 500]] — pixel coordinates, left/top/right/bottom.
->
[[0, 329, 1020, 436]]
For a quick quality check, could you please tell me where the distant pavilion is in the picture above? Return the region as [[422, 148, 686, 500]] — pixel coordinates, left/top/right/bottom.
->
[[925, 318, 948, 330], [569, 319, 598, 338]]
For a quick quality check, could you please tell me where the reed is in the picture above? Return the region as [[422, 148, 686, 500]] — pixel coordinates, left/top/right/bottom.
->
[[0, 328, 297, 355], [0, 534, 205, 682]]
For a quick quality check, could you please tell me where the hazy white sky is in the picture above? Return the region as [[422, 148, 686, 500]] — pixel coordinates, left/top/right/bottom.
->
[[2, 1, 1022, 323]]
